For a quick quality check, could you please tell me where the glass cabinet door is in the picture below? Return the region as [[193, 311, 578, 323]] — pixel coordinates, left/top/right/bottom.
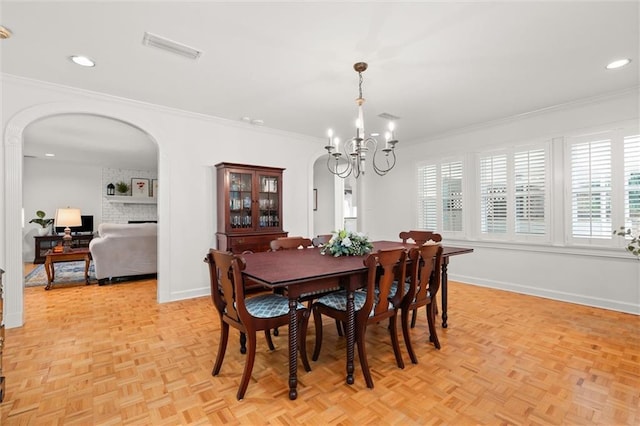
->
[[258, 174, 280, 229], [229, 172, 253, 229]]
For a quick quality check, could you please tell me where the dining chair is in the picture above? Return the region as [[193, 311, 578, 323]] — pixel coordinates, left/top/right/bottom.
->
[[311, 234, 333, 248], [401, 244, 444, 364], [205, 248, 311, 400], [270, 236, 313, 251], [311, 247, 408, 389], [399, 230, 443, 327], [399, 230, 443, 245], [270, 236, 342, 336]]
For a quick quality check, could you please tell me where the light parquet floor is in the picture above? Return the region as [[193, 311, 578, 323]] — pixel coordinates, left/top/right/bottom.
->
[[1, 277, 638, 425]]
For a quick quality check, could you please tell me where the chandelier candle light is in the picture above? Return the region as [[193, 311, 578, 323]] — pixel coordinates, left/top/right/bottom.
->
[[325, 62, 399, 178]]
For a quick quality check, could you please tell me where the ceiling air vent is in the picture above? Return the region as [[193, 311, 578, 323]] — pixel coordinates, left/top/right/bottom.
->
[[378, 112, 401, 121], [142, 32, 202, 60]]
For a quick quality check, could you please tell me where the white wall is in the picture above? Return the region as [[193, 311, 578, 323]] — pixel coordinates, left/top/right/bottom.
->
[[313, 156, 335, 235], [2, 75, 319, 328], [22, 158, 102, 262], [365, 90, 640, 315]]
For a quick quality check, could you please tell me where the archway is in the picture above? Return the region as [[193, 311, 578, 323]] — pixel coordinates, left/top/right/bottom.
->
[[4, 102, 166, 328]]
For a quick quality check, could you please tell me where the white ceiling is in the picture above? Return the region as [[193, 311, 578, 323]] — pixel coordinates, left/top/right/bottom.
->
[[2, 1, 638, 170]]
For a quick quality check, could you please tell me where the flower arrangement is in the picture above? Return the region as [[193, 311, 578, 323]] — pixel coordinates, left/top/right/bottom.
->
[[613, 226, 640, 257], [321, 229, 373, 257]]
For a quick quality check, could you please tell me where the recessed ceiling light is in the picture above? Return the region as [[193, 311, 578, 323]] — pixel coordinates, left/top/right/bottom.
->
[[69, 55, 95, 67], [606, 58, 631, 70], [44, 153, 55, 157]]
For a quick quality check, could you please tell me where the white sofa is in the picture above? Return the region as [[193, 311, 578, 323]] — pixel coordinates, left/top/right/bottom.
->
[[89, 222, 157, 282]]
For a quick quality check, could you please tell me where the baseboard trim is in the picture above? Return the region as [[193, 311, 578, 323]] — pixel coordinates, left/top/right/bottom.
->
[[449, 274, 640, 315]]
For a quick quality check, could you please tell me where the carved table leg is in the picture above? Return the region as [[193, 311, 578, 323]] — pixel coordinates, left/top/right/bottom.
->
[[441, 258, 449, 328], [288, 298, 298, 400], [346, 289, 355, 385]]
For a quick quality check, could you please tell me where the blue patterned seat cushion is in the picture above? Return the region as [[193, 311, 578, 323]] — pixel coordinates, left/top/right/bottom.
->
[[242, 294, 306, 319], [389, 280, 410, 299], [315, 290, 365, 311]]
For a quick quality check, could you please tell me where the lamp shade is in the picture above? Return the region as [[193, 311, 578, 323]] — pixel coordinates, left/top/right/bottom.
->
[[55, 208, 82, 227]]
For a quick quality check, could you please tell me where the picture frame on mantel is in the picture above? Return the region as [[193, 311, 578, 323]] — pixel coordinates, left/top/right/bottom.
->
[[152, 179, 158, 198], [131, 178, 150, 197]]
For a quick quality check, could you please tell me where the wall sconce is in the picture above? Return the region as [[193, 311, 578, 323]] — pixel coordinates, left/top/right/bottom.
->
[[107, 183, 115, 196]]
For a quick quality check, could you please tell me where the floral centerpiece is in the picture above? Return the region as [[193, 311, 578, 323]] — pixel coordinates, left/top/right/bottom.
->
[[321, 229, 373, 257]]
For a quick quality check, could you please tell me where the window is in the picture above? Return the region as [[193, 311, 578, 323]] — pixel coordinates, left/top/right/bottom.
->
[[479, 147, 547, 238], [567, 128, 639, 245], [480, 155, 508, 234], [625, 135, 640, 231], [442, 162, 463, 232], [417, 160, 463, 232], [514, 149, 546, 235], [569, 137, 612, 239]]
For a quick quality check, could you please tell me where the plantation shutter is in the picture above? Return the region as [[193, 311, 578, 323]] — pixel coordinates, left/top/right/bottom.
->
[[441, 161, 463, 232], [417, 164, 437, 229], [480, 155, 507, 233], [514, 149, 546, 235], [570, 138, 611, 238], [624, 134, 640, 230]]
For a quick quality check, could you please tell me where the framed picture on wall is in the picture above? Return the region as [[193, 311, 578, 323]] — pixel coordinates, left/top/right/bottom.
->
[[152, 179, 158, 198], [131, 178, 150, 197]]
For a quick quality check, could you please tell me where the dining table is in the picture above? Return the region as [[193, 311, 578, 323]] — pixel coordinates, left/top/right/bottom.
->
[[241, 240, 473, 400]]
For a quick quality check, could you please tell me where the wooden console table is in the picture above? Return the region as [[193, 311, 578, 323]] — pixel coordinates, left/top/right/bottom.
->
[[34, 234, 93, 264], [44, 248, 92, 290]]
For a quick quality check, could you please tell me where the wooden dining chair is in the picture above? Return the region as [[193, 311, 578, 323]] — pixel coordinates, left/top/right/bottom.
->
[[270, 236, 313, 251], [399, 230, 443, 327], [399, 230, 443, 246], [205, 249, 311, 400], [311, 234, 333, 248], [311, 247, 408, 388], [270, 235, 342, 336], [401, 244, 443, 364]]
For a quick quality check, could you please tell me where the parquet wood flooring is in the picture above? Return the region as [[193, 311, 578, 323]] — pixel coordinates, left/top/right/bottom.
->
[[1, 277, 638, 425]]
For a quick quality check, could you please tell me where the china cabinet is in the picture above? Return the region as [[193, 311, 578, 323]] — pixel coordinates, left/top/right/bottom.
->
[[215, 163, 287, 254]]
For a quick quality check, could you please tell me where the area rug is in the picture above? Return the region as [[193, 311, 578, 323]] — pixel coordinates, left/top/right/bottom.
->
[[25, 261, 96, 287]]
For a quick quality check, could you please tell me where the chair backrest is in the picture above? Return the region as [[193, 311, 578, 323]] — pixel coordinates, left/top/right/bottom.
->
[[312, 234, 333, 247], [362, 248, 408, 318], [270, 237, 312, 251], [399, 230, 443, 246], [407, 244, 443, 305], [205, 249, 248, 323]]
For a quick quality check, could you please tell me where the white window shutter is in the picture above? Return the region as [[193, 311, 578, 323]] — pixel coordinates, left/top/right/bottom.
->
[[570, 139, 612, 239], [442, 161, 463, 232]]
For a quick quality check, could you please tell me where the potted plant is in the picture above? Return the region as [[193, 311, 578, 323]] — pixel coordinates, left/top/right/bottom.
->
[[613, 226, 640, 257], [115, 181, 130, 195], [29, 210, 54, 236]]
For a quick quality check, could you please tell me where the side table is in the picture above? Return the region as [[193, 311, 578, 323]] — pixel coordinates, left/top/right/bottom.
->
[[44, 248, 92, 290]]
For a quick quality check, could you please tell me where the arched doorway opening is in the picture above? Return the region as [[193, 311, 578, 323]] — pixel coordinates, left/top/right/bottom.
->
[[4, 103, 165, 328]]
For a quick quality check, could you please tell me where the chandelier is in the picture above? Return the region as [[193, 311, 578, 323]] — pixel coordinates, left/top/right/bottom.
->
[[324, 62, 398, 178]]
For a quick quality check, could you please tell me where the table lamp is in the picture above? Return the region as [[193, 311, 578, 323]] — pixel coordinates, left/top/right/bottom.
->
[[55, 208, 82, 252]]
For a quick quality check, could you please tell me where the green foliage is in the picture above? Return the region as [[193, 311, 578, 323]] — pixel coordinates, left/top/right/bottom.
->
[[321, 230, 373, 257], [29, 210, 54, 228], [115, 181, 130, 194], [613, 226, 640, 257]]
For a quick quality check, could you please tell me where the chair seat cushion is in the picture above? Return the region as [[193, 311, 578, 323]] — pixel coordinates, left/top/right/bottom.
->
[[315, 290, 367, 312], [244, 294, 305, 319], [389, 280, 410, 299]]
